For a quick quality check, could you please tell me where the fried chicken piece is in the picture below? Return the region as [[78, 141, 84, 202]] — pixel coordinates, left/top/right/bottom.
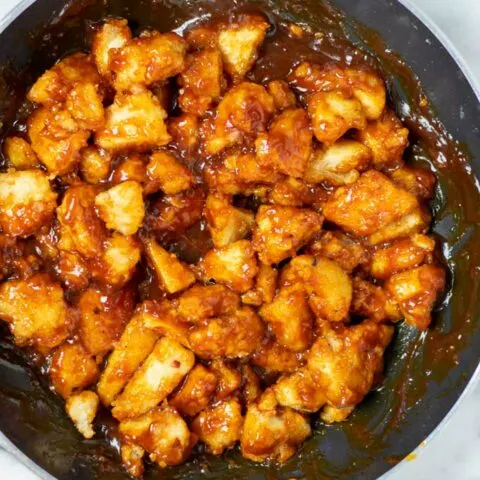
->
[[80, 146, 112, 184], [55, 251, 90, 290], [205, 82, 275, 154], [323, 170, 419, 237], [267, 80, 297, 110], [320, 404, 355, 424], [0, 170, 57, 237], [260, 286, 313, 352], [92, 19, 132, 79], [109, 31, 187, 91], [121, 443, 145, 478], [27, 106, 90, 175], [197, 240, 258, 292], [119, 406, 195, 468], [241, 390, 311, 463], [268, 177, 323, 208], [145, 151, 193, 195], [255, 108, 312, 178], [27, 53, 103, 106], [95, 181, 145, 235], [252, 205, 323, 265], [170, 364, 218, 417], [0, 274, 69, 350], [308, 231, 369, 272], [305, 139, 372, 186], [97, 308, 160, 406], [189, 306, 264, 359], [65, 390, 99, 439], [243, 264, 278, 306], [110, 154, 147, 185], [370, 234, 435, 279], [252, 339, 304, 373], [385, 264, 445, 330], [356, 110, 409, 167], [95, 90, 171, 151], [218, 14, 269, 81], [65, 82, 105, 131], [177, 284, 240, 322], [168, 113, 199, 152], [241, 365, 262, 403], [307, 320, 393, 408], [50, 343, 100, 399], [112, 336, 195, 420], [144, 238, 195, 294], [78, 287, 135, 357], [178, 48, 224, 115], [204, 193, 255, 248], [191, 398, 243, 455], [390, 166, 436, 200], [57, 184, 107, 259], [3, 137, 39, 169]]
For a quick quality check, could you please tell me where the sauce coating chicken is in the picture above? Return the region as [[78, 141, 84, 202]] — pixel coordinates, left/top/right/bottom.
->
[[0, 10, 445, 478]]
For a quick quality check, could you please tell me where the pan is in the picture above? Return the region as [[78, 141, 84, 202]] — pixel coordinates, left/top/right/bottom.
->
[[0, 0, 479, 479]]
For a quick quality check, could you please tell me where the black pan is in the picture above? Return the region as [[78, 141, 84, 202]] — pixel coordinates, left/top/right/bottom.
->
[[0, 0, 479, 479]]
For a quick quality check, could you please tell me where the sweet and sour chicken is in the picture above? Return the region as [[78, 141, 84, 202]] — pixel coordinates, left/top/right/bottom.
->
[[0, 11, 445, 477]]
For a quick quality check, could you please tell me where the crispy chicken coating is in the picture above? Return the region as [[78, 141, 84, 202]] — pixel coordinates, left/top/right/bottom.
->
[[307, 320, 393, 408], [268, 177, 321, 207], [55, 251, 90, 290], [168, 113, 199, 152], [65, 390, 99, 439], [267, 80, 297, 110], [241, 365, 262, 403], [95, 181, 145, 235], [218, 14, 269, 81], [0, 274, 69, 349], [0, 170, 57, 237], [95, 90, 171, 151], [390, 166, 436, 200], [50, 343, 100, 399], [121, 443, 145, 478], [189, 306, 264, 359], [109, 31, 187, 91], [110, 154, 147, 185], [65, 82, 105, 131], [191, 398, 243, 455], [210, 359, 242, 399], [241, 390, 311, 463], [243, 264, 278, 306], [204, 193, 255, 248], [255, 108, 312, 178], [3, 137, 38, 170], [120, 406, 195, 468], [112, 336, 195, 420], [197, 240, 258, 292], [80, 146, 112, 184], [252, 205, 323, 265], [145, 151, 193, 195], [385, 264, 445, 330], [252, 339, 304, 373]]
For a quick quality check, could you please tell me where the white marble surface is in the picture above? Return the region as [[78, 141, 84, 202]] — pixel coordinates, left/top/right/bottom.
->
[[0, 0, 479, 479]]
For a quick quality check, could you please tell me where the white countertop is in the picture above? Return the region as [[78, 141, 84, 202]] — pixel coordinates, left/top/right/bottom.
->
[[0, 0, 479, 479]]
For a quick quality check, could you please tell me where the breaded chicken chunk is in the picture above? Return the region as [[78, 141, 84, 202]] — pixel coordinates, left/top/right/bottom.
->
[[252, 339, 304, 373], [323, 170, 419, 237], [197, 240, 258, 292], [218, 14, 269, 81], [243, 264, 278, 306], [119, 406, 195, 468], [170, 364, 217, 417], [252, 206, 323, 265], [95, 181, 145, 235], [65, 390, 100, 439], [3, 137, 38, 170], [145, 151, 193, 195], [205, 82, 275, 154], [28, 106, 90, 175], [97, 308, 160, 406], [109, 31, 186, 91], [50, 343, 100, 399], [267, 80, 297, 110], [144, 238, 195, 294], [55, 251, 90, 290], [390, 166, 436, 200], [189, 306, 264, 359], [110, 154, 147, 185], [0, 170, 57, 237], [78, 287, 135, 357], [112, 336, 195, 420], [168, 113, 199, 152], [178, 48, 224, 115], [204, 193, 255, 248], [255, 108, 312, 178], [260, 286, 313, 352], [177, 284, 239, 322], [95, 90, 171, 151], [191, 398, 243, 455], [385, 264, 445, 330], [80, 146, 112, 184], [121, 443, 145, 478], [305, 139, 372, 186], [57, 184, 107, 259], [92, 19, 132, 79], [65, 82, 105, 131], [209, 359, 242, 400], [370, 234, 435, 279], [241, 390, 311, 463], [307, 320, 393, 408], [0, 274, 69, 349], [241, 365, 262, 403], [268, 177, 321, 208]]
